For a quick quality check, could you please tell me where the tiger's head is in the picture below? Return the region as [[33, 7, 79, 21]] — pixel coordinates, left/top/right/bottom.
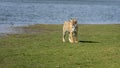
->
[[69, 18, 78, 32]]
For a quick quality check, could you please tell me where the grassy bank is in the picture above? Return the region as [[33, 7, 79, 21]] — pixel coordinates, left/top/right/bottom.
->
[[0, 24, 120, 68]]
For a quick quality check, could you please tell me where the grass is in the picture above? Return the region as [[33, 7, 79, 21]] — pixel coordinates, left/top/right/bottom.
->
[[0, 24, 120, 68]]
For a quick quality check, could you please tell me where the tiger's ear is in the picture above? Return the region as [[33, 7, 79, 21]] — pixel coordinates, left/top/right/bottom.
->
[[73, 18, 77, 21], [70, 19, 73, 22], [73, 18, 77, 24]]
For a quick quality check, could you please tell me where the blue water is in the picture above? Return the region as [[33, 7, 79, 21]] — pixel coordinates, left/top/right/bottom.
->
[[0, 1, 120, 33]]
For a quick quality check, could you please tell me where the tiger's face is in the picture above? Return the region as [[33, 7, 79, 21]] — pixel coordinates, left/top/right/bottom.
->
[[72, 24, 77, 32], [70, 19, 78, 32]]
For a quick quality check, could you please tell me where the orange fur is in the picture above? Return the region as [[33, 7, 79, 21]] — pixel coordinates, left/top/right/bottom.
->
[[63, 19, 78, 43]]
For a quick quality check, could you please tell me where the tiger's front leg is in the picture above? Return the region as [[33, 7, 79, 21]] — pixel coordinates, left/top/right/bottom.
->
[[63, 31, 66, 42], [73, 24, 78, 43], [74, 32, 78, 43], [69, 32, 74, 43]]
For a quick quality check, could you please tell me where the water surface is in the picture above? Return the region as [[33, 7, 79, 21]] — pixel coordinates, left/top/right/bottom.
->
[[0, 1, 120, 33]]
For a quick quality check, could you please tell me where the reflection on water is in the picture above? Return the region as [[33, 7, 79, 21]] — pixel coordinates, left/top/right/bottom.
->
[[0, 24, 14, 34], [0, 24, 29, 34]]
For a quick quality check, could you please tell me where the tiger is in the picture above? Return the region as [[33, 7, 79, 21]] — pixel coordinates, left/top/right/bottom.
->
[[63, 18, 78, 43]]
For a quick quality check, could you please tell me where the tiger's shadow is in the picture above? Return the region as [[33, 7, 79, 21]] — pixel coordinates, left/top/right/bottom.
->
[[79, 40, 99, 43]]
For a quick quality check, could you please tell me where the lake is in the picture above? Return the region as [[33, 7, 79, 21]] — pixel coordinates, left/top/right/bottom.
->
[[0, 1, 120, 33]]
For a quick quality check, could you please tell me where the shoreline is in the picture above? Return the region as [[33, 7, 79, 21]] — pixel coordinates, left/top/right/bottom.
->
[[0, 24, 120, 37]]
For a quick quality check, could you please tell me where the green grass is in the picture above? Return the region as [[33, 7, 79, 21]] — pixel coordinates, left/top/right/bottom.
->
[[0, 24, 120, 68]]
